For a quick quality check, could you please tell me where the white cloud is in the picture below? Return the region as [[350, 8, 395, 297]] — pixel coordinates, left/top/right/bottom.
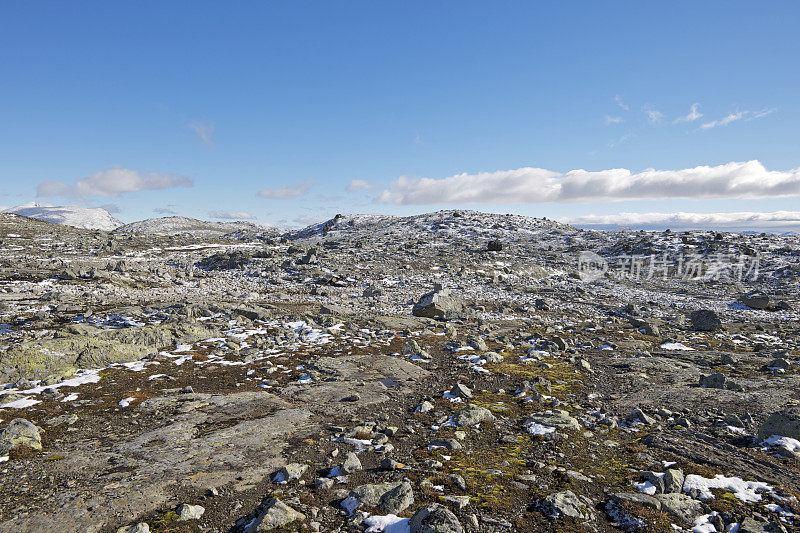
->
[[153, 207, 177, 215], [209, 210, 255, 220], [37, 168, 192, 198], [643, 105, 664, 124], [700, 108, 775, 130], [604, 115, 624, 125], [189, 120, 214, 147], [608, 133, 634, 148], [257, 180, 311, 199], [701, 111, 744, 130], [614, 95, 629, 111], [752, 108, 777, 119], [559, 210, 800, 232], [347, 179, 374, 192], [378, 160, 800, 205], [674, 103, 702, 123]]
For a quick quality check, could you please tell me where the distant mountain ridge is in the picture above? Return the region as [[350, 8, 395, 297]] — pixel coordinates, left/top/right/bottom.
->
[[286, 210, 575, 242], [2, 203, 122, 231], [114, 216, 271, 237]]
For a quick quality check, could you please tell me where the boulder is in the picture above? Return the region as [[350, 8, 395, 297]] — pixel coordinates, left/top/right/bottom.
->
[[689, 310, 722, 331], [654, 494, 706, 525], [739, 292, 770, 310], [412, 289, 466, 320], [0, 418, 42, 454], [525, 410, 581, 431], [246, 498, 305, 531], [699, 372, 743, 391], [542, 490, 592, 520], [176, 503, 205, 521], [273, 463, 308, 483], [487, 240, 503, 252], [409, 503, 464, 533], [759, 407, 800, 440], [609, 492, 661, 510], [452, 404, 495, 427]]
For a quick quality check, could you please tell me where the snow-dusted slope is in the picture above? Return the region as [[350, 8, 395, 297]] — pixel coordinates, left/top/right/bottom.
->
[[2, 203, 122, 231], [288, 210, 576, 243], [115, 216, 270, 237]]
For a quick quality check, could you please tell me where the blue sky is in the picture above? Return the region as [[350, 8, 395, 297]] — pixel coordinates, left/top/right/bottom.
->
[[1, 1, 799, 229]]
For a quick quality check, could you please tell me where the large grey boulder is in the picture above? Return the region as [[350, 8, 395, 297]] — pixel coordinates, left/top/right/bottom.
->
[[664, 469, 685, 494], [176, 503, 205, 521], [689, 310, 722, 331], [542, 490, 592, 520], [0, 418, 42, 454], [759, 407, 800, 440], [246, 498, 305, 531], [412, 289, 466, 320], [654, 494, 706, 525], [608, 492, 661, 510], [525, 410, 581, 431], [699, 372, 743, 391], [273, 463, 308, 483], [409, 503, 464, 533], [739, 292, 770, 310], [344, 482, 414, 515], [452, 404, 495, 427]]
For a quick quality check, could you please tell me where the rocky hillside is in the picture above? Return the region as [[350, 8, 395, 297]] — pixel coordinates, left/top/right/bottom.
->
[[115, 216, 272, 238], [0, 210, 798, 532]]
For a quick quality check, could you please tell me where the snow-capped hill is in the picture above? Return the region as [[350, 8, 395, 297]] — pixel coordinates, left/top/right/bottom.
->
[[287, 210, 575, 243], [115, 216, 272, 238], [2, 203, 122, 231]]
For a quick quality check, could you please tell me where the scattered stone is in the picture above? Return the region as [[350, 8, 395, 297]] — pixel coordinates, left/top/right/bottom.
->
[[176, 504, 205, 521], [116, 524, 150, 533], [341, 452, 362, 474], [409, 503, 464, 533], [448, 383, 472, 399], [273, 463, 308, 483]]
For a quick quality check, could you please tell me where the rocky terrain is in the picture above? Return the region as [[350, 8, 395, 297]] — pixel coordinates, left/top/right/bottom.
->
[[0, 209, 798, 533]]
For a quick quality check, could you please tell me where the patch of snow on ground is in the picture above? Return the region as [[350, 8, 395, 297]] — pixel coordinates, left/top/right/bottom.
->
[[763, 434, 800, 453], [660, 342, 695, 351], [525, 422, 556, 436], [683, 473, 772, 502], [633, 480, 659, 496], [0, 398, 41, 409], [118, 397, 136, 408]]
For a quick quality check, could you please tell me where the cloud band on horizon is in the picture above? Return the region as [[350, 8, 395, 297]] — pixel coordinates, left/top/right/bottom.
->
[[559, 210, 800, 231], [378, 160, 800, 205]]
